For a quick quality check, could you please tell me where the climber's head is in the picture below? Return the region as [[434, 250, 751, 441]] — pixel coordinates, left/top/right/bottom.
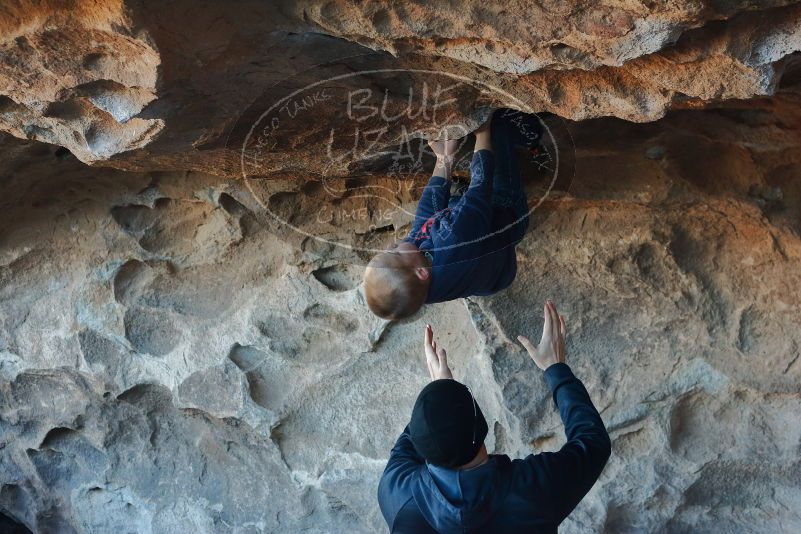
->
[[409, 379, 489, 468], [363, 241, 431, 320]]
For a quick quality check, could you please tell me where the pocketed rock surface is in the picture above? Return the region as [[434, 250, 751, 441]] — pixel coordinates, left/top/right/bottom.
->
[[2, 2, 801, 533], [1, 91, 800, 532], [2, 1, 801, 175]]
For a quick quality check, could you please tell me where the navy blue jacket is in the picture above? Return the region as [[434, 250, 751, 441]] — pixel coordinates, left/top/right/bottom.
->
[[405, 150, 527, 304], [377, 364, 611, 533]]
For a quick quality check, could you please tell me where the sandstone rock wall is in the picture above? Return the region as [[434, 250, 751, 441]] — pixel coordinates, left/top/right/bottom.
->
[[2, 1, 801, 533], [1, 1, 801, 174], [1, 92, 801, 531]]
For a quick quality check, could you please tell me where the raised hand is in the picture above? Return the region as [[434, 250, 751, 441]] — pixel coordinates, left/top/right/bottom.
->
[[428, 137, 460, 180], [474, 112, 492, 134], [427, 138, 460, 159], [517, 300, 567, 370], [424, 324, 453, 380], [473, 113, 492, 152]]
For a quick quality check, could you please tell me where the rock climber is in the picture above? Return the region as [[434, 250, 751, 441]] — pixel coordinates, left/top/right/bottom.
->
[[377, 300, 611, 533], [363, 109, 541, 320]]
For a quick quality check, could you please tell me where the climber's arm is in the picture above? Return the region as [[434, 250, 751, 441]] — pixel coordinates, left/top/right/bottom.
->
[[530, 363, 611, 522], [517, 301, 611, 523], [446, 129, 494, 241], [408, 172, 451, 238], [377, 425, 423, 526]]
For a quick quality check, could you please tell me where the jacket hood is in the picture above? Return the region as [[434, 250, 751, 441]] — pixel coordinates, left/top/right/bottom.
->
[[411, 455, 513, 534]]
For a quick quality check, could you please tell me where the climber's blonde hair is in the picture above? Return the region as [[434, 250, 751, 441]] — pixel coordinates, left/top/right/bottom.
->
[[364, 253, 427, 320]]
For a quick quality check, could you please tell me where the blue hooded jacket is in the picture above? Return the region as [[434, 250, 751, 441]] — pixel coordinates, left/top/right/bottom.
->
[[377, 364, 611, 533], [404, 150, 528, 304]]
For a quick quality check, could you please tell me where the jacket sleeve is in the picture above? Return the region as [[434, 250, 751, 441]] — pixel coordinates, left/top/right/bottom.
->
[[407, 175, 451, 239], [377, 425, 424, 528], [444, 150, 494, 242], [525, 363, 611, 523]]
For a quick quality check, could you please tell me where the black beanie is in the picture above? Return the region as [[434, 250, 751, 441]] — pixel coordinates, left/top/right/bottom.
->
[[409, 379, 489, 468]]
